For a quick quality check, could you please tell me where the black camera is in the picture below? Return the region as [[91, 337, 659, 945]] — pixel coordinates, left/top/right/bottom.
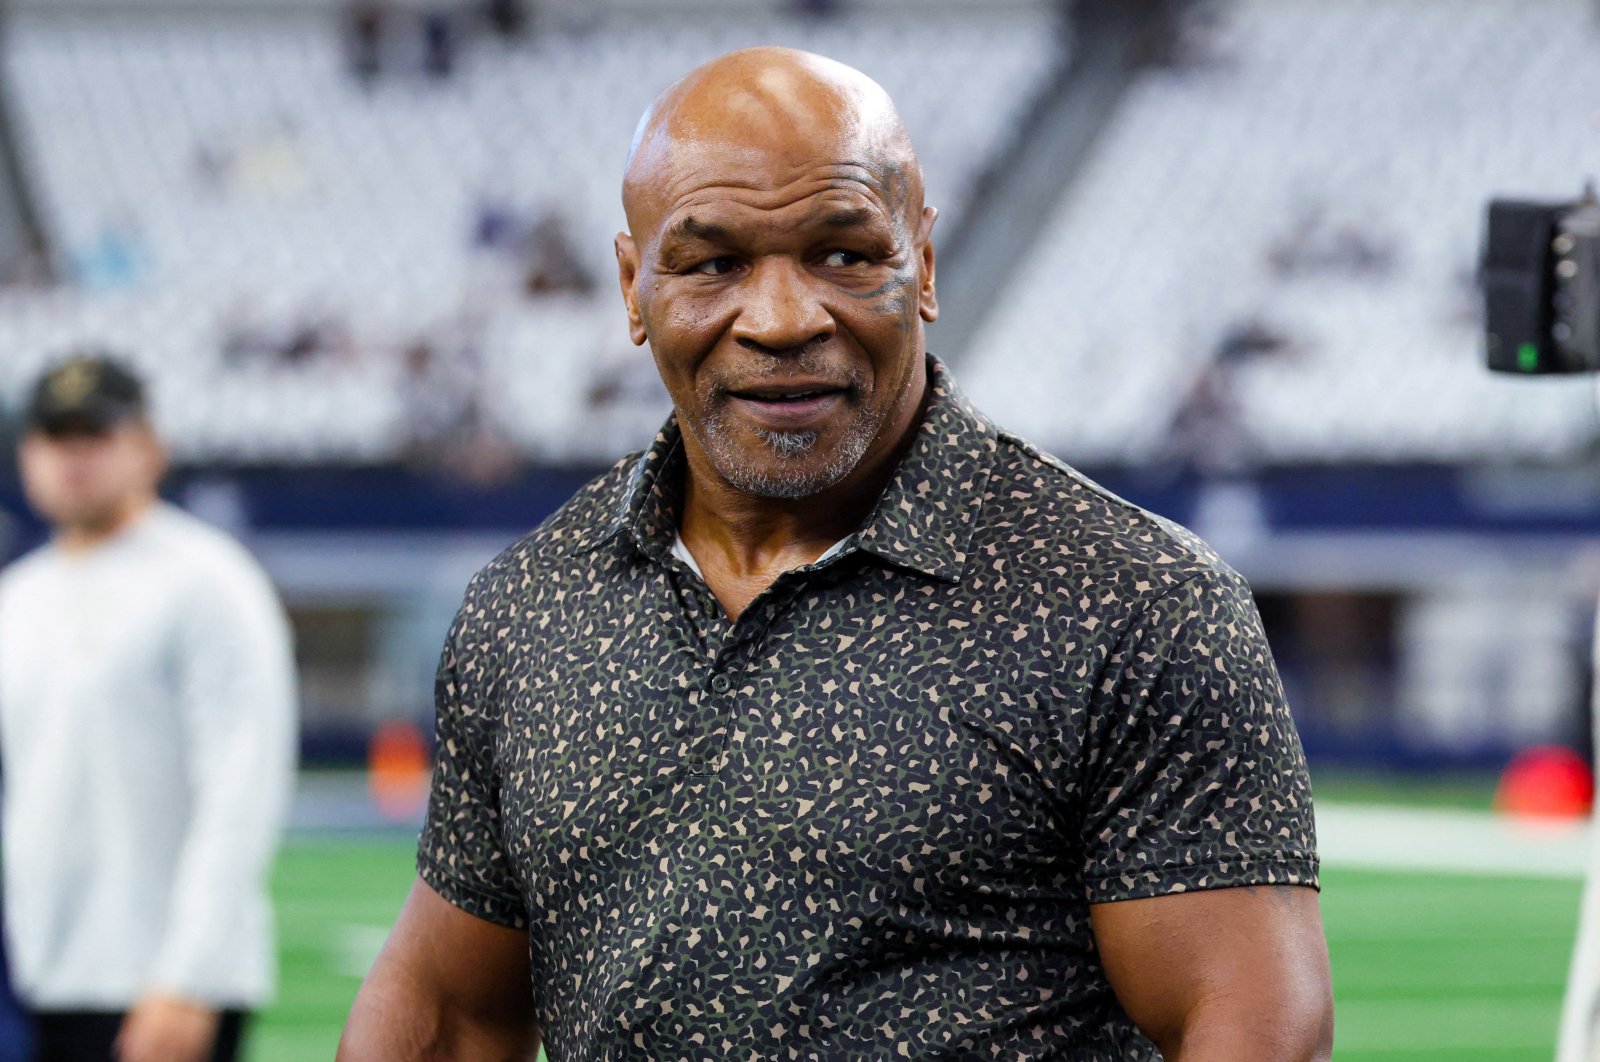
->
[[1483, 184, 1600, 374]]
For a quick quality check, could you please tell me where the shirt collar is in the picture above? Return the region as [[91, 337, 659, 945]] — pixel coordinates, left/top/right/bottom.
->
[[582, 354, 996, 584]]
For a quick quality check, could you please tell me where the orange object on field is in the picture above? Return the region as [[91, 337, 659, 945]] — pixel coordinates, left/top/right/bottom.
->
[[1494, 745, 1594, 821], [368, 720, 433, 822]]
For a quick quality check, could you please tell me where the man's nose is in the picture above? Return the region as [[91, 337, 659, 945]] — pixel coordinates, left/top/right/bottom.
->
[[731, 258, 835, 354]]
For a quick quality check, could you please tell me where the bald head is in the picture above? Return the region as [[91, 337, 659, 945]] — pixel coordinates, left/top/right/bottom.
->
[[612, 48, 940, 505], [622, 47, 924, 237]]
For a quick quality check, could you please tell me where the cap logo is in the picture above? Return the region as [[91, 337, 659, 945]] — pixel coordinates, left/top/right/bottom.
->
[[48, 361, 98, 407]]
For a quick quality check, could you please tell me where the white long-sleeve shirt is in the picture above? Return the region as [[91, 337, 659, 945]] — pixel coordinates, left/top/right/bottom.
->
[[0, 502, 296, 1009]]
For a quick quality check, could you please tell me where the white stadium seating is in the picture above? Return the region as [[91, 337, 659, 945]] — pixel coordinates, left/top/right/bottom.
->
[[0, 6, 1059, 462], [6, 0, 1599, 466], [963, 0, 1600, 466]]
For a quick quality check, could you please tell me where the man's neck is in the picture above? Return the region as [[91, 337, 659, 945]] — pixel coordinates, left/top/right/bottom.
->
[[679, 459, 889, 577], [55, 496, 156, 556]]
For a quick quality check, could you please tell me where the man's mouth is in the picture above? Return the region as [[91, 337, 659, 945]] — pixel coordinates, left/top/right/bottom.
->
[[723, 383, 849, 428], [731, 388, 844, 404]]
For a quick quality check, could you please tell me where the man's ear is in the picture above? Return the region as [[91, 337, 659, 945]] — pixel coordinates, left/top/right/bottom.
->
[[133, 420, 170, 486], [615, 233, 648, 346], [916, 206, 939, 324]]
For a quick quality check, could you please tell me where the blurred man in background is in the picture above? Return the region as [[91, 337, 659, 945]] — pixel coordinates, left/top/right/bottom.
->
[[0, 356, 297, 1062]]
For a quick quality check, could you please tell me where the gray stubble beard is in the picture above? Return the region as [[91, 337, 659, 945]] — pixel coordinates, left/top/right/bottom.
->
[[691, 402, 883, 500]]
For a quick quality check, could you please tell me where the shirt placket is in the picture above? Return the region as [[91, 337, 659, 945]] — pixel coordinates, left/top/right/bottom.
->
[[664, 563, 734, 774], [666, 560, 821, 776]]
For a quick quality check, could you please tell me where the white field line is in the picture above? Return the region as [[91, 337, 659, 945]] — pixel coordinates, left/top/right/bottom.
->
[[1316, 802, 1591, 879], [334, 924, 393, 978]]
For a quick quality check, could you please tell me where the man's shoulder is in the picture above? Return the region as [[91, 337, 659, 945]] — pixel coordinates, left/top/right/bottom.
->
[[464, 452, 638, 601], [148, 502, 247, 554], [983, 429, 1241, 606], [148, 505, 273, 584], [0, 544, 56, 608]]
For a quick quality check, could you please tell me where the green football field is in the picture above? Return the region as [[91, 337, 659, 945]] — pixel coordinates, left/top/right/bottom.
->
[[249, 821, 1584, 1060]]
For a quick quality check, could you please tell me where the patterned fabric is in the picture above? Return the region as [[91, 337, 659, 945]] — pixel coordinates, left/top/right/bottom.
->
[[419, 355, 1318, 1061]]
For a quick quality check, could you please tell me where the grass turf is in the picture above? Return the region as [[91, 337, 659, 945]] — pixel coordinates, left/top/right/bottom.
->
[[1310, 768, 1504, 813], [251, 836, 1582, 1061], [250, 838, 416, 1062]]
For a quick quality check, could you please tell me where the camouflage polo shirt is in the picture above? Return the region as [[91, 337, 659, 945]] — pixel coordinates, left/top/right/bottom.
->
[[419, 355, 1318, 1062]]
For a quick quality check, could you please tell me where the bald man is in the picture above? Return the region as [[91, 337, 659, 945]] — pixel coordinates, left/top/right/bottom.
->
[[339, 48, 1332, 1061]]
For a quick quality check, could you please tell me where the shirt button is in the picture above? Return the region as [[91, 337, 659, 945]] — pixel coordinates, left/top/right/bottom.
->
[[710, 674, 733, 695]]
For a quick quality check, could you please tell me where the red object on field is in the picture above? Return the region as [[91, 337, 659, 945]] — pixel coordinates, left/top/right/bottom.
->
[[1494, 745, 1594, 820], [368, 720, 432, 822]]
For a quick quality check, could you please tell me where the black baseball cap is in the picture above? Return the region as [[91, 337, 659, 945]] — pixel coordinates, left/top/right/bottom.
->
[[24, 355, 148, 437]]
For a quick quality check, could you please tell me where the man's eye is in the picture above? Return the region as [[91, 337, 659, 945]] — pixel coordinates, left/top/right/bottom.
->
[[821, 250, 867, 268], [691, 257, 738, 276]]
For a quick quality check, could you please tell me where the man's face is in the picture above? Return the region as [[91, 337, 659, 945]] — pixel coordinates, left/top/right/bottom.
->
[[618, 140, 938, 499], [19, 422, 164, 534]]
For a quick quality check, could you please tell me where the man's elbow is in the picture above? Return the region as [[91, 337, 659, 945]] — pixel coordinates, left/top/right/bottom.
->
[[1172, 983, 1334, 1061], [1274, 988, 1335, 1062], [1307, 987, 1335, 1061], [1290, 954, 1336, 1061], [336, 978, 442, 1061], [338, 976, 540, 1062]]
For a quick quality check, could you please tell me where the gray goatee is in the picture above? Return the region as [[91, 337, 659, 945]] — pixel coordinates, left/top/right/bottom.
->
[[691, 407, 879, 500]]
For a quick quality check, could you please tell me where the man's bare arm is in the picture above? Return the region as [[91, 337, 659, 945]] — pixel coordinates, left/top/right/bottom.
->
[[337, 877, 540, 1062], [1091, 884, 1333, 1061]]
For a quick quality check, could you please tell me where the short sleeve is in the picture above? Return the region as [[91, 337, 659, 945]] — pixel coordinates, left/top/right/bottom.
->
[[1080, 567, 1319, 903], [417, 582, 529, 928]]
